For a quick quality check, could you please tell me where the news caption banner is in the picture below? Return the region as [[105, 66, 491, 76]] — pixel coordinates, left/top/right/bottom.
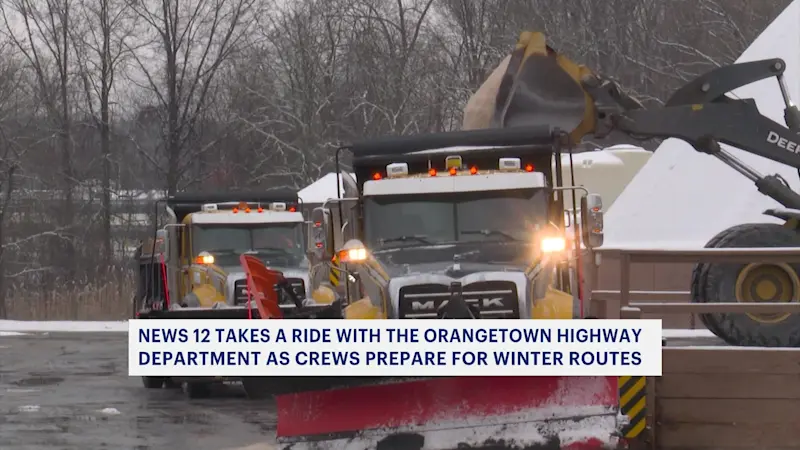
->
[[129, 320, 662, 377]]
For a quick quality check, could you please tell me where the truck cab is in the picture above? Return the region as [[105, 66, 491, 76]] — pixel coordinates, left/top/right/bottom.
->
[[308, 144, 604, 320], [135, 191, 311, 314]]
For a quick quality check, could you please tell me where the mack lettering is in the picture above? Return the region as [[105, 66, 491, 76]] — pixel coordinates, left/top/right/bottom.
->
[[411, 297, 505, 312]]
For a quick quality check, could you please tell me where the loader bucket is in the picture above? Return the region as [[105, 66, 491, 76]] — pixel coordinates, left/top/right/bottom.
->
[[489, 31, 596, 145], [276, 376, 622, 450]]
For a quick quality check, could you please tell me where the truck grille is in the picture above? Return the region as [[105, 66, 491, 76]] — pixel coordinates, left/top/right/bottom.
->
[[234, 278, 305, 308], [398, 281, 520, 319]]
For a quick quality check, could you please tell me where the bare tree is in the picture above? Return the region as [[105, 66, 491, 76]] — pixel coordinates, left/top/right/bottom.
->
[[0, 44, 27, 318], [0, 0, 78, 282], [127, 0, 258, 194], [70, 0, 138, 266]]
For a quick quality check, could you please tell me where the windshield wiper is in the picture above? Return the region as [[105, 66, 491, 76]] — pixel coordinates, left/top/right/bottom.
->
[[461, 229, 522, 241], [379, 235, 432, 246], [252, 246, 291, 253]]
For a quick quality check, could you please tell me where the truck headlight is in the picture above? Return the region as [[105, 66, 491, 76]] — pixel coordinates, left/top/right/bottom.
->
[[541, 236, 567, 253], [338, 239, 369, 263]]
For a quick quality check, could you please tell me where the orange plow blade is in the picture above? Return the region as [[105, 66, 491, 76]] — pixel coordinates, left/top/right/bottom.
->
[[276, 376, 623, 450]]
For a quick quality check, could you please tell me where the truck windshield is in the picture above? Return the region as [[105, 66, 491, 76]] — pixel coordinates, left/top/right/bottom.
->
[[363, 189, 550, 249], [192, 223, 306, 267]]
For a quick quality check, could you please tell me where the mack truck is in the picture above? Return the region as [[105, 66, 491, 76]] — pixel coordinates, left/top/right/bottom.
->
[[307, 143, 605, 321], [135, 191, 331, 397]]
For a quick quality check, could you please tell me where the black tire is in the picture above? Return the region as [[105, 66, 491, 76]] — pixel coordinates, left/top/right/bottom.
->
[[695, 223, 800, 347], [241, 377, 324, 399], [182, 382, 212, 399], [240, 376, 373, 400], [141, 376, 165, 389], [691, 225, 742, 337]]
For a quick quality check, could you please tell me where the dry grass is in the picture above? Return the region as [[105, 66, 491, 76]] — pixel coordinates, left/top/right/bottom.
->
[[5, 272, 135, 321]]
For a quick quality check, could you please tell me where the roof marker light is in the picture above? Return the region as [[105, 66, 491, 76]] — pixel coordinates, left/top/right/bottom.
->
[[429, 168, 437, 176], [244, 207, 251, 213], [372, 172, 382, 180], [445, 155, 462, 169], [289, 206, 297, 212], [525, 163, 534, 172], [449, 167, 457, 176], [232, 207, 239, 213], [469, 166, 478, 175], [386, 162, 409, 178], [499, 157, 522, 171], [257, 206, 264, 213]]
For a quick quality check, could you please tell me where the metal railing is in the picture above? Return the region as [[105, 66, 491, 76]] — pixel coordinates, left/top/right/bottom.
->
[[587, 247, 800, 319]]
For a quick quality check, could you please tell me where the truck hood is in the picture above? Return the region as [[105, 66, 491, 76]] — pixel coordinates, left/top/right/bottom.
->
[[371, 242, 531, 278]]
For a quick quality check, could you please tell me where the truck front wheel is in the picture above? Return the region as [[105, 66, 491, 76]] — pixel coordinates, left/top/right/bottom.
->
[[141, 376, 166, 389]]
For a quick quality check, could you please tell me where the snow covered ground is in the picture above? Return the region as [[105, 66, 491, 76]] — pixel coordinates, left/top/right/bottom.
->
[[0, 320, 128, 334], [0, 319, 715, 339]]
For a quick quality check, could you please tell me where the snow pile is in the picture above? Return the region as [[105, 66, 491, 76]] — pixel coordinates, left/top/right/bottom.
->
[[0, 320, 127, 333], [605, 0, 800, 248], [17, 405, 40, 413], [298, 172, 357, 205], [225, 445, 276, 450], [662, 329, 716, 338], [0, 331, 28, 337]]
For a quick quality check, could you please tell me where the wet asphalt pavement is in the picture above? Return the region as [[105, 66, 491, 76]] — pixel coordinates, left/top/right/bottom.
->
[[0, 330, 726, 450], [0, 332, 278, 450]]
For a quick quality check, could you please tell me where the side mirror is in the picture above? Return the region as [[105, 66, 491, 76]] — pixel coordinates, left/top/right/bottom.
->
[[309, 207, 332, 260], [152, 228, 168, 261], [337, 239, 368, 264], [162, 223, 185, 263], [580, 194, 604, 248]]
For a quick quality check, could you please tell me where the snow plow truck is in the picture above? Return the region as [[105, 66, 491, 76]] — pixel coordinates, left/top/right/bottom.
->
[[273, 35, 624, 450], [270, 24, 800, 448], [134, 191, 342, 397]]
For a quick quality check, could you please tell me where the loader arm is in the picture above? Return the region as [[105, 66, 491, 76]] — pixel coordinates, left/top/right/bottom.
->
[[577, 57, 800, 211], [478, 31, 800, 212]]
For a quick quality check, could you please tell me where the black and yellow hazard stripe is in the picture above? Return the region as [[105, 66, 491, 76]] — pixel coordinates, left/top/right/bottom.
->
[[619, 376, 646, 438], [329, 255, 341, 287]]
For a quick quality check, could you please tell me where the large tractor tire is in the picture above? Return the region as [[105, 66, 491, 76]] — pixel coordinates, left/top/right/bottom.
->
[[690, 227, 738, 338], [692, 223, 800, 347]]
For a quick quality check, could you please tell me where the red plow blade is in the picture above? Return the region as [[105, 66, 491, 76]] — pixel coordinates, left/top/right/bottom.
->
[[276, 376, 623, 450]]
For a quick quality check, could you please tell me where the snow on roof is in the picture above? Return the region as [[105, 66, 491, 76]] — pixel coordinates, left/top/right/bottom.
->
[[604, 1, 800, 248], [298, 172, 357, 204]]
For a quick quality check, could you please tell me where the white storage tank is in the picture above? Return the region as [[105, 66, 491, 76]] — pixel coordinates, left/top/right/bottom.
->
[[553, 145, 651, 212]]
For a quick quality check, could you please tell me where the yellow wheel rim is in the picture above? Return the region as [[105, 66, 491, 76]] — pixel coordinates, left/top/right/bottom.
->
[[734, 262, 799, 323]]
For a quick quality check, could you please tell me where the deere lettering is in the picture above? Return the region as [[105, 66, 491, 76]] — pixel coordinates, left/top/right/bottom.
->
[[767, 130, 800, 153], [411, 297, 505, 311]]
